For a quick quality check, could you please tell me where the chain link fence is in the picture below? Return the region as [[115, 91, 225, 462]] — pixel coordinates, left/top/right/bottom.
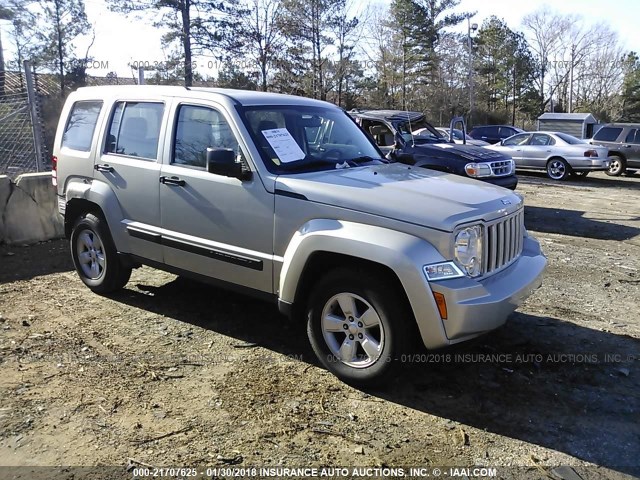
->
[[0, 62, 48, 179], [0, 64, 223, 180]]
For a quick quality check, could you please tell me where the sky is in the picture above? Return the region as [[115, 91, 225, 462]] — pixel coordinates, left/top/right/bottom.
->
[[1, 0, 639, 78]]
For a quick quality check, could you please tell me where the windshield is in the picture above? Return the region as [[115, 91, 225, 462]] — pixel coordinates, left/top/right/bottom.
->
[[555, 132, 586, 145], [238, 105, 384, 174], [397, 118, 447, 144]]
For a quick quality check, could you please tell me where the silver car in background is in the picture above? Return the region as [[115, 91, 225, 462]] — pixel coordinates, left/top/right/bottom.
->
[[486, 131, 609, 180]]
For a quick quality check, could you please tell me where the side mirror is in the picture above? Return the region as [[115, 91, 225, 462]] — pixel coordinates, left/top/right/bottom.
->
[[206, 148, 247, 179]]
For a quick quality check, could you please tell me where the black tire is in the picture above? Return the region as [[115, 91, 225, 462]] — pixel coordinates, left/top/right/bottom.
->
[[306, 268, 412, 387], [546, 158, 571, 181], [70, 212, 131, 293], [606, 155, 626, 176], [572, 171, 589, 179]]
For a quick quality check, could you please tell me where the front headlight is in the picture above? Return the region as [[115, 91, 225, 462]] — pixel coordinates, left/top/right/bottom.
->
[[465, 162, 492, 178], [454, 225, 483, 277]]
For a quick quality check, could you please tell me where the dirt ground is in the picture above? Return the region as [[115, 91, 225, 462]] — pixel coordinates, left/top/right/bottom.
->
[[0, 171, 639, 479]]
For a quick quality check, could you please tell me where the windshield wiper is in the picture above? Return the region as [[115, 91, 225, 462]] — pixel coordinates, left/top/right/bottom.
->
[[349, 155, 385, 164], [280, 159, 338, 172], [347, 155, 389, 165]]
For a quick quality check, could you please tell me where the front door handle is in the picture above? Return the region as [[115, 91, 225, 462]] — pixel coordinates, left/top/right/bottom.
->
[[160, 176, 186, 187], [95, 164, 114, 173]]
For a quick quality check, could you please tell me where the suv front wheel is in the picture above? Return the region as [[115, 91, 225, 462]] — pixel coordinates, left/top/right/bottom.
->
[[306, 268, 411, 387], [70, 212, 132, 293]]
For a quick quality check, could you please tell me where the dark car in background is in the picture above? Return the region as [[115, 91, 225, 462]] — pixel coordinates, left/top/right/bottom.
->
[[350, 110, 518, 190], [589, 123, 640, 176], [469, 125, 526, 145]]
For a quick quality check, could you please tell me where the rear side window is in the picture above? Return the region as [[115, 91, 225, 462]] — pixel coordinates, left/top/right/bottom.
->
[[530, 134, 554, 146], [593, 127, 623, 142], [62, 101, 103, 151], [624, 129, 640, 144], [105, 101, 164, 159]]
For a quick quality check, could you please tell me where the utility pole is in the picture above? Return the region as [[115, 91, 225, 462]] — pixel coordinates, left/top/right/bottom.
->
[[467, 17, 478, 128], [568, 44, 575, 113]]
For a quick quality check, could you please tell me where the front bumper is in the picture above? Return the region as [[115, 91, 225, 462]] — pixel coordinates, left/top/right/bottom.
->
[[429, 235, 546, 344], [481, 174, 518, 190]]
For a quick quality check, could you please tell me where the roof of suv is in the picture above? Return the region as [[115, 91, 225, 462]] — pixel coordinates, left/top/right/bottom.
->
[[599, 123, 640, 128], [72, 85, 334, 108]]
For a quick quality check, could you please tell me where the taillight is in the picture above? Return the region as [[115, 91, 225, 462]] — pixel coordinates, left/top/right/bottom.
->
[[584, 150, 598, 157], [51, 155, 58, 186]]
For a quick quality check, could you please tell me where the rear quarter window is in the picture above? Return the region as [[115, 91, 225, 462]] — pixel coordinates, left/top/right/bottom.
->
[[593, 127, 623, 142], [62, 101, 103, 151]]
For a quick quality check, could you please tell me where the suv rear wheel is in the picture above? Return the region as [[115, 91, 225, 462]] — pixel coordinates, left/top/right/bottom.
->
[[606, 155, 626, 176], [306, 268, 411, 387], [70, 213, 132, 293]]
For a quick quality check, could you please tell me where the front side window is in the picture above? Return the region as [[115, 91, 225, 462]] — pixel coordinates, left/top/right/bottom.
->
[[396, 119, 442, 144], [62, 101, 103, 151], [503, 133, 530, 146], [173, 105, 239, 168], [239, 106, 383, 174], [593, 127, 623, 142], [105, 101, 164, 159], [483, 126, 499, 137]]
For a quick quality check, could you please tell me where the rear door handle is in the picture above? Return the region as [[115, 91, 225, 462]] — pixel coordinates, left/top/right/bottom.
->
[[95, 164, 114, 173], [160, 176, 186, 187]]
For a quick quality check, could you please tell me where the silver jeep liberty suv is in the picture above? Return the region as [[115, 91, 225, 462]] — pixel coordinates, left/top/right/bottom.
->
[[53, 86, 546, 385]]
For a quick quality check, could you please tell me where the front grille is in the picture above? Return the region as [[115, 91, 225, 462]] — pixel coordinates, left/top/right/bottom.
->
[[484, 209, 524, 274], [489, 160, 513, 177]]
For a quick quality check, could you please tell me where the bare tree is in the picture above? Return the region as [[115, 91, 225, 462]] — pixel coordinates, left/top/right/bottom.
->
[[235, 0, 284, 91], [521, 7, 573, 112], [522, 7, 626, 118]]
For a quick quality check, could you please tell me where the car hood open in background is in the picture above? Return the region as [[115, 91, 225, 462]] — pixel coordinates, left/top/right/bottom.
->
[[275, 163, 522, 232]]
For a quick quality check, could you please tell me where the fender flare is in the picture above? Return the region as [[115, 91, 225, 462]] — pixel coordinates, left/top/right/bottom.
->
[[65, 180, 130, 252], [279, 219, 449, 348]]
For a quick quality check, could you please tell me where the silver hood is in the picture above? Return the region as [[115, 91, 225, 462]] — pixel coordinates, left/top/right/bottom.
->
[[275, 163, 522, 232]]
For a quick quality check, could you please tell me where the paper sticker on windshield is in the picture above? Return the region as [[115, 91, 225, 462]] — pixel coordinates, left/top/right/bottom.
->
[[262, 128, 305, 163], [435, 143, 454, 149]]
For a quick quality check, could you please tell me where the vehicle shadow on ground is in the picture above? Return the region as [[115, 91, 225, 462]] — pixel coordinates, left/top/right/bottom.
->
[[112, 277, 640, 476], [518, 171, 640, 190], [0, 239, 72, 284], [525, 205, 640, 241]]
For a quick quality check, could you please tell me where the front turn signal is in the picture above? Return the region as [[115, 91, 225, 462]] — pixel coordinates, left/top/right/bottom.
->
[[433, 291, 448, 320]]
